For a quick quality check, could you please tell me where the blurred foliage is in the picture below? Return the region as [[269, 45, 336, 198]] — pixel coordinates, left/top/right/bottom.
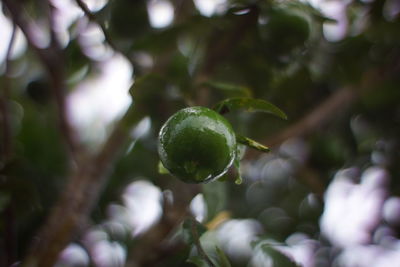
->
[[1, 0, 400, 266]]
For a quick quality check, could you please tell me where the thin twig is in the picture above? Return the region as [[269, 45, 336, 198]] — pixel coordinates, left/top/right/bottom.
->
[[74, 0, 117, 51], [190, 218, 216, 267], [73, 0, 137, 67], [47, 1, 82, 163]]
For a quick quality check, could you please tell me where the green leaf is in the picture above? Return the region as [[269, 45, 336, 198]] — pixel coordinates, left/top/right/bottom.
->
[[188, 246, 231, 267], [215, 246, 232, 267], [0, 193, 11, 213], [233, 157, 242, 185], [236, 135, 270, 153], [261, 245, 299, 267], [128, 73, 168, 116], [213, 97, 287, 119], [182, 218, 216, 267], [202, 81, 252, 97], [202, 182, 227, 222], [129, 73, 165, 100], [158, 161, 169, 174], [187, 256, 211, 267], [182, 218, 208, 245]]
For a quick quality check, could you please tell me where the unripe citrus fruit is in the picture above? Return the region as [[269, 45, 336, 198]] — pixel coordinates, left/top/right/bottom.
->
[[158, 107, 236, 183]]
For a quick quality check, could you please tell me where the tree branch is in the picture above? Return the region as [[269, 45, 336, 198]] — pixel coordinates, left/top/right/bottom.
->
[[2, 0, 81, 163], [267, 86, 357, 147], [74, 0, 117, 51], [23, 106, 144, 267], [0, 21, 17, 267], [246, 65, 392, 160], [0, 21, 16, 162], [73, 0, 137, 67]]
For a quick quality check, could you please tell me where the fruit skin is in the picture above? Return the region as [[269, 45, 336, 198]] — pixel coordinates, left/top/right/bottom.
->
[[158, 107, 236, 183]]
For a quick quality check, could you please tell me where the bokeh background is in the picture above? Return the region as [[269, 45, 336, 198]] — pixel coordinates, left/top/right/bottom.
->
[[1, 0, 400, 266]]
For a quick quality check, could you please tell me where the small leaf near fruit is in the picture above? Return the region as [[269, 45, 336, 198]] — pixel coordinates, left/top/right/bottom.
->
[[201, 80, 252, 97], [213, 97, 287, 120], [236, 134, 270, 153], [158, 161, 169, 174]]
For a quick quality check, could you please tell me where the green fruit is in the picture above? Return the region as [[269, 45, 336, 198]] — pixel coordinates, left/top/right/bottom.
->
[[158, 107, 236, 183]]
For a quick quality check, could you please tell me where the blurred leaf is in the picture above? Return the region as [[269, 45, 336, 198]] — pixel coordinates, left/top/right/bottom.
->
[[213, 97, 287, 119], [182, 218, 208, 245], [132, 25, 183, 54], [261, 245, 299, 267], [64, 39, 91, 79], [129, 73, 167, 113], [188, 246, 231, 267], [187, 255, 210, 267], [214, 246, 232, 267], [183, 218, 216, 266], [202, 81, 252, 97], [236, 134, 270, 153], [202, 182, 227, 222], [158, 161, 169, 174], [108, 0, 150, 41], [0, 193, 11, 213], [283, 1, 337, 23], [205, 211, 230, 230], [259, 7, 310, 57], [233, 156, 242, 185], [0, 166, 42, 215]]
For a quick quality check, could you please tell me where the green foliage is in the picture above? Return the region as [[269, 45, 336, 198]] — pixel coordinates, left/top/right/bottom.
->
[[214, 97, 287, 119], [201, 81, 252, 98], [108, 0, 150, 41], [1, 0, 400, 265], [183, 218, 232, 267], [202, 182, 227, 222], [182, 218, 208, 245], [236, 134, 270, 153], [260, 244, 299, 267]]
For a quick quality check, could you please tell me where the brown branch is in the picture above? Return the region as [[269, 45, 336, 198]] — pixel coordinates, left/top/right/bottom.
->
[[246, 66, 391, 160], [0, 22, 16, 162], [23, 106, 144, 267], [267, 86, 357, 148], [0, 22, 17, 267], [1, 1, 147, 266], [242, 66, 396, 197], [241, 86, 358, 196]]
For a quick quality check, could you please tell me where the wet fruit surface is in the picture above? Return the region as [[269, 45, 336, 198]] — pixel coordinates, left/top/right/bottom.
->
[[158, 107, 236, 183]]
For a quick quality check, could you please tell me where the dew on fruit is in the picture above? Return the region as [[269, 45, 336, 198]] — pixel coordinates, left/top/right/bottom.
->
[[158, 106, 236, 183]]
